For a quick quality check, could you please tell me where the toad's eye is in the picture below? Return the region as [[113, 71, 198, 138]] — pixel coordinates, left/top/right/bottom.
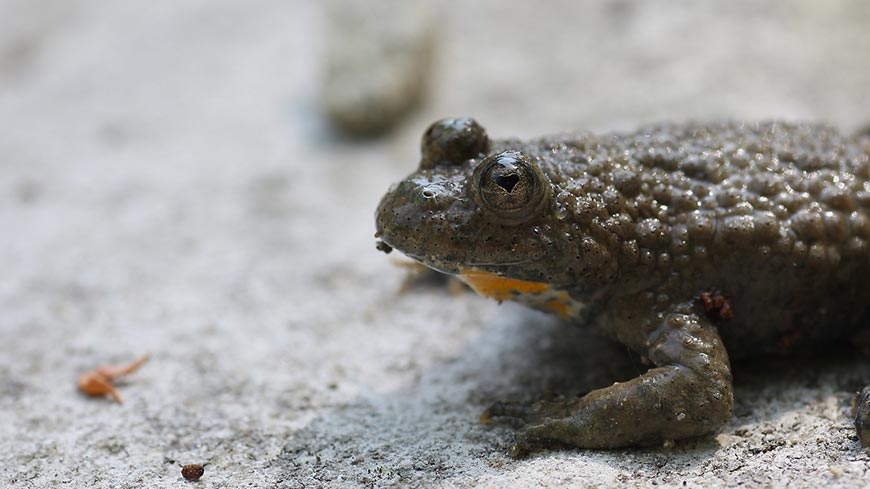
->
[[473, 151, 548, 223], [420, 117, 489, 169]]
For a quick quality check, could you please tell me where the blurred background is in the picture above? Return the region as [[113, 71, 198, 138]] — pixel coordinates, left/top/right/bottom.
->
[[2, 0, 870, 487]]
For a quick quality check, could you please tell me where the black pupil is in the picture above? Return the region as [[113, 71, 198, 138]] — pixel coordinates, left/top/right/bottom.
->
[[495, 172, 520, 193]]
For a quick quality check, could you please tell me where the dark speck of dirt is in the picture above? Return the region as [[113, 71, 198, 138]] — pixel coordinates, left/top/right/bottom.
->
[[376, 240, 393, 254]]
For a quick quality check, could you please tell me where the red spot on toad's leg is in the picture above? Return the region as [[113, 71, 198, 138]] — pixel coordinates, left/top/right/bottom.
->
[[698, 289, 733, 323]]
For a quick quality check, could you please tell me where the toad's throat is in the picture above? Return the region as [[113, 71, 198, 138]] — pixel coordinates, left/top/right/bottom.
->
[[458, 270, 580, 320]]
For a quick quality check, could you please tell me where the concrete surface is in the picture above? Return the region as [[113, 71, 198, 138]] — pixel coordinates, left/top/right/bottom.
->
[[2, 1, 870, 487]]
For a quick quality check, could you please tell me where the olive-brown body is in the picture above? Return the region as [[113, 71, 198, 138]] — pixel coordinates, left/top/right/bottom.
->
[[376, 118, 870, 453]]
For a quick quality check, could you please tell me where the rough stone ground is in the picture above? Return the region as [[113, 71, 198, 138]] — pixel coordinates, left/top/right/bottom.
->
[[2, 1, 870, 487]]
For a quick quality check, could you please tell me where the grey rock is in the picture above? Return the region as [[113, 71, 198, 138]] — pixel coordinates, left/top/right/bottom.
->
[[321, 0, 437, 136]]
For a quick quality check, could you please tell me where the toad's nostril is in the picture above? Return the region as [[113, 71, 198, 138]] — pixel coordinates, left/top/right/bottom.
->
[[422, 189, 436, 198]]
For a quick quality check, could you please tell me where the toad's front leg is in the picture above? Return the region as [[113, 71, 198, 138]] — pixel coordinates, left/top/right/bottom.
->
[[484, 309, 733, 455]]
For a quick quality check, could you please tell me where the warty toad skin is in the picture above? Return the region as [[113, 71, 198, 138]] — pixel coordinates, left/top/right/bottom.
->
[[375, 117, 870, 455]]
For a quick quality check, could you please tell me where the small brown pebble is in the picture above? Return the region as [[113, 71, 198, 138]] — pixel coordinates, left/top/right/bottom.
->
[[181, 463, 205, 481]]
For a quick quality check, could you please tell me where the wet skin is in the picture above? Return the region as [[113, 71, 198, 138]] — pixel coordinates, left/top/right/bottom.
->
[[375, 118, 870, 455]]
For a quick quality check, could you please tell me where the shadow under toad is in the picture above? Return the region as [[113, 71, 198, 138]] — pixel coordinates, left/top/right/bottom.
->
[[276, 291, 870, 486]]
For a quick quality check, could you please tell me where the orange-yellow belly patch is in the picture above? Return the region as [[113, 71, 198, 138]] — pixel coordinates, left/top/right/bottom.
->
[[458, 270, 549, 300], [458, 270, 575, 320]]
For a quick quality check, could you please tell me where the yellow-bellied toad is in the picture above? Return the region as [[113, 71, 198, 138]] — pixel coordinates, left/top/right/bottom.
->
[[375, 118, 870, 455]]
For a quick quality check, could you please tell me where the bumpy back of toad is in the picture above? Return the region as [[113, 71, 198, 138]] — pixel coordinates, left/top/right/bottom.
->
[[525, 120, 870, 353]]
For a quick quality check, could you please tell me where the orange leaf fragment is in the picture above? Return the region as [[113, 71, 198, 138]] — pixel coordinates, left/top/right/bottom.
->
[[77, 354, 150, 404]]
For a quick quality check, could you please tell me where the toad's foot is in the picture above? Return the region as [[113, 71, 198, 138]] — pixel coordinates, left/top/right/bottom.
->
[[484, 310, 733, 456]]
